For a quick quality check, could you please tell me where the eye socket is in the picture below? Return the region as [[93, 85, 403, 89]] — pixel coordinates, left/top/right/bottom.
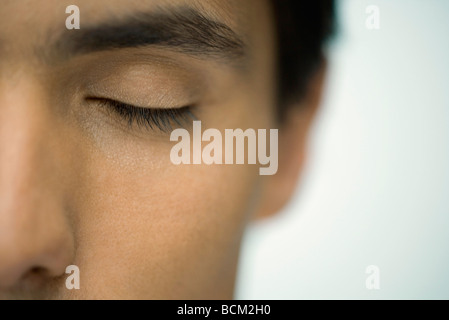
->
[[88, 97, 196, 133]]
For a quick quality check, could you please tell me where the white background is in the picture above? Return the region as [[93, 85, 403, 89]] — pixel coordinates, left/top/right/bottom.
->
[[236, 0, 449, 299]]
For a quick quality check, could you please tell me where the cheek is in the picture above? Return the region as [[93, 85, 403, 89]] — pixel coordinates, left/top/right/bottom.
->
[[71, 144, 260, 298], [62, 46, 274, 298]]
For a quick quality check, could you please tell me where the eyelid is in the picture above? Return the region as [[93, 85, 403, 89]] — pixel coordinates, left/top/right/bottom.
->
[[87, 97, 196, 133], [80, 60, 205, 110], [87, 96, 177, 110]]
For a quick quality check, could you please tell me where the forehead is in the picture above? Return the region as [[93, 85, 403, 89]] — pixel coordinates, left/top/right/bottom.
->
[[0, 0, 255, 43], [0, 0, 276, 73], [0, 0, 275, 88]]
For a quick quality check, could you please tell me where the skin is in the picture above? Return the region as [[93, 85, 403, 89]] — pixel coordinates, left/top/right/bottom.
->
[[0, 0, 324, 299]]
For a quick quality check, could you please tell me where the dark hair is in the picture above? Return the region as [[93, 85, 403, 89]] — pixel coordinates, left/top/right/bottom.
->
[[270, 1, 336, 114]]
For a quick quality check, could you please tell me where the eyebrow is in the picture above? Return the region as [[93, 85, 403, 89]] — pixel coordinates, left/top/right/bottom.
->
[[52, 7, 246, 65]]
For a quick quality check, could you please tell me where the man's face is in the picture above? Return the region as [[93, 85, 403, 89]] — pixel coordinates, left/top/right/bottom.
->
[[0, 0, 277, 299]]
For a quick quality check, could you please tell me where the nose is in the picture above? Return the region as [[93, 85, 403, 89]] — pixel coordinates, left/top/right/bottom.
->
[[0, 80, 75, 289]]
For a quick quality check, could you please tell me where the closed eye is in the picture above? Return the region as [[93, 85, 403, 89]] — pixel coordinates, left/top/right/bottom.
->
[[88, 97, 196, 133]]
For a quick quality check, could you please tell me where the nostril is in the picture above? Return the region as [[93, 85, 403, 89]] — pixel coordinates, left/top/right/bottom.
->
[[21, 266, 49, 286], [29, 267, 44, 275]]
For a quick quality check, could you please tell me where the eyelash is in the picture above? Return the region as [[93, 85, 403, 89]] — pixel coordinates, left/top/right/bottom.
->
[[89, 98, 196, 133]]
